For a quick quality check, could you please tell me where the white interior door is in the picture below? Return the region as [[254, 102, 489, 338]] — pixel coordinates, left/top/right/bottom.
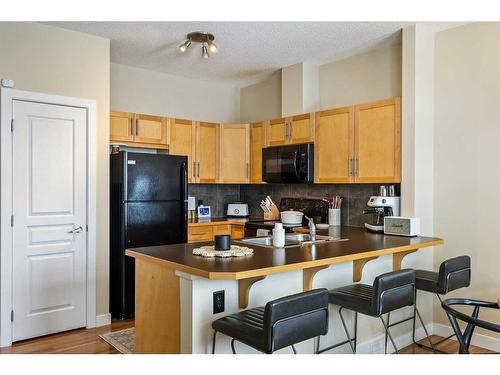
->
[[12, 100, 87, 341]]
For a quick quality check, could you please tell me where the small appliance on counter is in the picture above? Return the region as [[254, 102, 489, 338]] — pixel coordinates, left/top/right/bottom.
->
[[363, 196, 400, 233], [227, 202, 249, 217], [197, 200, 211, 220], [384, 217, 420, 237]]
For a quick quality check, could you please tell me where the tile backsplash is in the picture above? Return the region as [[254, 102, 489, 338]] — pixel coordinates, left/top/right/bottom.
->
[[188, 183, 400, 227]]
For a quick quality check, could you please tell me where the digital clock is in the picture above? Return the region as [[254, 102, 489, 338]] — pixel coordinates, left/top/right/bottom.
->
[[197, 205, 211, 219]]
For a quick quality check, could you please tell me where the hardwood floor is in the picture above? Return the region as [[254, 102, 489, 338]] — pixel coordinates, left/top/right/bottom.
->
[[0, 324, 493, 354], [400, 335, 494, 354], [0, 320, 134, 354]]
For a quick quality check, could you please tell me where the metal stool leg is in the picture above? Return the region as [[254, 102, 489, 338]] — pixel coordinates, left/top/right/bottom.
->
[[353, 312, 358, 353], [384, 312, 390, 354], [380, 315, 399, 354], [231, 338, 237, 354], [212, 331, 217, 354], [339, 307, 356, 354], [291, 344, 297, 354]]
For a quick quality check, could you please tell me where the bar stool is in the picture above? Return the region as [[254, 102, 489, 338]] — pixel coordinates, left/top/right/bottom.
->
[[412, 255, 471, 353], [211, 289, 329, 354], [317, 269, 415, 354]]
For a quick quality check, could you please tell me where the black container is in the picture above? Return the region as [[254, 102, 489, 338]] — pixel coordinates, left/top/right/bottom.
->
[[214, 235, 231, 251]]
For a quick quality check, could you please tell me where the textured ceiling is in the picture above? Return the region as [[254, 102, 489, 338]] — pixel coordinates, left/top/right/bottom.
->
[[46, 22, 412, 86]]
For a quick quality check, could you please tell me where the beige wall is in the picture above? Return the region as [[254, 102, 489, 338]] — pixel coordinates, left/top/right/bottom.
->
[[0, 22, 111, 316], [111, 63, 240, 123], [239, 70, 282, 123], [319, 40, 402, 109], [434, 22, 500, 337], [240, 41, 402, 122]]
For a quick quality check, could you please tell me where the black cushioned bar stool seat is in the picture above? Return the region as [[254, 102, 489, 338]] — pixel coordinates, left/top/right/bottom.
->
[[318, 269, 416, 354], [412, 256, 471, 353], [212, 289, 329, 354]]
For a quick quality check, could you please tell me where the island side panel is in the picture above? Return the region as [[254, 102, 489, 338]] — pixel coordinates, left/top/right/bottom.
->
[[135, 258, 181, 353]]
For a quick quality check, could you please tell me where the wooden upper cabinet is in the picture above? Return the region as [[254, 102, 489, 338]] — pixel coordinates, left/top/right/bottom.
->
[[250, 122, 266, 183], [289, 113, 314, 144], [354, 98, 401, 183], [169, 118, 196, 183], [196, 122, 219, 183], [134, 114, 167, 146], [110, 111, 135, 143], [219, 124, 250, 184], [266, 117, 288, 146], [315, 107, 354, 183], [265, 114, 314, 146], [110, 111, 167, 149]]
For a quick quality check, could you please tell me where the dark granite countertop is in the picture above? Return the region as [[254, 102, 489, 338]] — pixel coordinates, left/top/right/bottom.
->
[[126, 226, 443, 280]]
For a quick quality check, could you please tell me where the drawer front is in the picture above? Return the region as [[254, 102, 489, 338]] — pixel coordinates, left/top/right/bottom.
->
[[188, 226, 213, 243], [231, 225, 245, 240], [213, 224, 231, 236]]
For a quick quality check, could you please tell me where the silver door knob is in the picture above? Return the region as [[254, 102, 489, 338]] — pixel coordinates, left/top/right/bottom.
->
[[69, 226, 83, 234]]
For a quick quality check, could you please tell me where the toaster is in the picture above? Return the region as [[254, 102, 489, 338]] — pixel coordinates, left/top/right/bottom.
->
[[227, 203, 249, 217]]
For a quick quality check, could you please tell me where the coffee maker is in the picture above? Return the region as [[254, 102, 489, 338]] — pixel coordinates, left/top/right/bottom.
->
[[363, 196, 400, 232]]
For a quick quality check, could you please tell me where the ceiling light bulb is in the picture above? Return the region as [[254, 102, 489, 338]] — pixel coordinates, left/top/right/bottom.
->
[[208, 42, 217, 53], [179, 39, 191, 53], [202, 44, 209, 59]]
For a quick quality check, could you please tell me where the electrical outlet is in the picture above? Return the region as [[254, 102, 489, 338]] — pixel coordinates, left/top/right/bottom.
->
[[213, 290, 225, 314]]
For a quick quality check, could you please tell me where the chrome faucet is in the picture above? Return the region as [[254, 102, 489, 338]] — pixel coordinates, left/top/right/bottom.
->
[[304, 215, 316, 241]]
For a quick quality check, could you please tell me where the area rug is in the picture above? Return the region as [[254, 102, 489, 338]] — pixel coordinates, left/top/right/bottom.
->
[[99, 328, 135, 354]]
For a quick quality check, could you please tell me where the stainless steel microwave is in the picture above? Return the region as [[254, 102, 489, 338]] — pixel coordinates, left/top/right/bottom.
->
[[262, 143, 314, 183]]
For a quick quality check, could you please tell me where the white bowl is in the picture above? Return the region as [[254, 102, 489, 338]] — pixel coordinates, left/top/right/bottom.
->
[[280, 210, 304, 225], [315, 223, 330, 230]]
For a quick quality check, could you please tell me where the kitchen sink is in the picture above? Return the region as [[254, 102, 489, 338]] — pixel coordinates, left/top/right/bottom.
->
[[235, 234, 348, 248]]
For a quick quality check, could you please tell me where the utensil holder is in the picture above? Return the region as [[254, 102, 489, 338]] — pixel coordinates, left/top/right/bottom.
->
[[264, 203, 280, 220], [329, 208, 341, 226]]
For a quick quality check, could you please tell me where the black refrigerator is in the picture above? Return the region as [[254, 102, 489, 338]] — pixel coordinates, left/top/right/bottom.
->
[[110, 151, 188, 319]]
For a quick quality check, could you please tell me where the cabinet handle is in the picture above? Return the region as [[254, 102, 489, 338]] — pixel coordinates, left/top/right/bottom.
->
[[348, 158, 352, 176], [246, 162, 250, 178], [355, 158, 359, 177], [135, 118, 139, 136], [130, 119, 134, 137], [197, 162, 200, 178], [289, 121, 292, 140], [193, 161, 196, 179]]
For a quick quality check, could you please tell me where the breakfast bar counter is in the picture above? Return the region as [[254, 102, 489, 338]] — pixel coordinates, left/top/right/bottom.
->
[[126, 227, 443, 354]]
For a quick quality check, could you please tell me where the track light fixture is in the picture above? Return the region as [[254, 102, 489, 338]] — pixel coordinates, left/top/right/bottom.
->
[[178, 32, 217, 59]]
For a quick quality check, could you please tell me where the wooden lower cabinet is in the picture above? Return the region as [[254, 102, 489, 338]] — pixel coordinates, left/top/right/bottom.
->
[[231, 225, 245, 240], [188, 223, 245, 243]]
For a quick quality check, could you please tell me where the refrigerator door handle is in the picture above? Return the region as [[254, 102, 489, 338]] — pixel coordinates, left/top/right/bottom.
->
[[181, 162, 188, 202]]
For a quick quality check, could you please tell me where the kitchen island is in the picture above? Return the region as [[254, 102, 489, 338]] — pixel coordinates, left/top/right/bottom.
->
[[126, 226, 443, 354]]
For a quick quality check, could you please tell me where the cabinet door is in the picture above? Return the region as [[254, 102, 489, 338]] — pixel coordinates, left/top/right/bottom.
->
[[289, 113, 314, 144], [354, 98, 401, 183], [219, 124, 250, 183], [230, 224, 245, 239], [315, 107, 354, 183], [169, 119, 196, 183], [266, 118, 288, 146], [110, 111, 134, 142], [196, 122, 219, 183], [250, 122, 265, 183], [134, 114, 168, 148]]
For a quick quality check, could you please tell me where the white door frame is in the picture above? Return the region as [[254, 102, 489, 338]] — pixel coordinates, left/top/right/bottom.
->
[[0, 88, 97, 347]]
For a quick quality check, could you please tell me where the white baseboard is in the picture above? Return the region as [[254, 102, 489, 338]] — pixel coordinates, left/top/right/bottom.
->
[[95, 313, 111, 327], [355, 324, 434, 354], [433, 322, 500, 352]]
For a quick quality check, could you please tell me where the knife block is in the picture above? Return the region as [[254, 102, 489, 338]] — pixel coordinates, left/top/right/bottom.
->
[[264, 203, 280, 220]]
